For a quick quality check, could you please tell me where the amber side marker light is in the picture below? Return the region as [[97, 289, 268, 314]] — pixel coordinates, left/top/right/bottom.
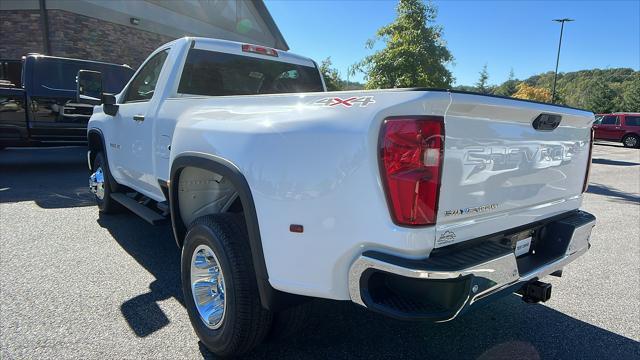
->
[[289, 224, 304, 233]]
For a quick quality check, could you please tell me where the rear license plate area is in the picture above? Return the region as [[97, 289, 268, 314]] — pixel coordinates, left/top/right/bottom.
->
[[507, 229, 535, 258], [515, 237, 532, 257]]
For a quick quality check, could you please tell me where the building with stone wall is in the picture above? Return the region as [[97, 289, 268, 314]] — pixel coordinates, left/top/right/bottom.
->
[[0, 0, 288, 68]]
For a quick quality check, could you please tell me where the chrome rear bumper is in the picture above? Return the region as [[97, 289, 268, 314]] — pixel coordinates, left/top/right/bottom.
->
[[348, 211, 596, 322]]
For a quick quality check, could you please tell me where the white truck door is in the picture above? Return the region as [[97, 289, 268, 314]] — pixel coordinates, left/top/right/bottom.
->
[[111, 48, 170, 200]]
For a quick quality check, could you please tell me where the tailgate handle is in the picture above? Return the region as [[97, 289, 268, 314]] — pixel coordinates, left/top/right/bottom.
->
[[532, 114, 561, 131]]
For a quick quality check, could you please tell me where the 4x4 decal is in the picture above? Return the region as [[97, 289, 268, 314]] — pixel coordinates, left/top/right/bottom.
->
[[313, 96, 375, 108]]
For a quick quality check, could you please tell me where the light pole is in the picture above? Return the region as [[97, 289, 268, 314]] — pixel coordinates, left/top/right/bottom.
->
[[551, 18, 574, 103]]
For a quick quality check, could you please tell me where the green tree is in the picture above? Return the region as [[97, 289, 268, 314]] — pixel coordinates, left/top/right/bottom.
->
[[620, 75, 640, 111], [475, 64, 490, 94], [453, 85, 476, 92], [488, 68, 638, 110], [493, 68, 518, 97], [354, 0, 453, 89], [319, 57, 343, 91], [583, 80, 616, 113]]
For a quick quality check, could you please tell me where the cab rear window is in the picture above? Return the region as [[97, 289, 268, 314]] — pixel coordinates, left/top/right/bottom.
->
[[177, 49, 323, 96]]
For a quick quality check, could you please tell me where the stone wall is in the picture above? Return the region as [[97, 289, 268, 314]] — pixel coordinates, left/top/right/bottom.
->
[[0, 10, 46, 59], [46, 9, 174, 68], [0, 9, 175, 68]]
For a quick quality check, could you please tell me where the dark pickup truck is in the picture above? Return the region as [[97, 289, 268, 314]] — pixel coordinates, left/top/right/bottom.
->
[[0, 54, 133, 148]]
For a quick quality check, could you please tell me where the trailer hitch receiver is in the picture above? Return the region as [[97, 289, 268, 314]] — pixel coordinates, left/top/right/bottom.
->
[[518, 281, 552, 303]]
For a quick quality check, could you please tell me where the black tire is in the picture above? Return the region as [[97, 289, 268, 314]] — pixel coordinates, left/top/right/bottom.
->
[[266, 300, 316, 342], [181, 213, 272, 357], [622, 134, 640, 148], [92, 152, 121, 213]]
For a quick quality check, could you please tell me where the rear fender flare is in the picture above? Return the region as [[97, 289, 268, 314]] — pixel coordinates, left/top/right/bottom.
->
[[170, 152, 291, 310]]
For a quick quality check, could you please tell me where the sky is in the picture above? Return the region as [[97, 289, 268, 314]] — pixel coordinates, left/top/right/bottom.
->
[[265, 0, 640, 86]]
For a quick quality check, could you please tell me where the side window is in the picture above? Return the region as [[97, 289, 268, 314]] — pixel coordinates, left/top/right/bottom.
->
[[593, 115, 603, 124], [124, 49, 169, 103], [625, 116, 640, 126], [601, 115, 618, 125]]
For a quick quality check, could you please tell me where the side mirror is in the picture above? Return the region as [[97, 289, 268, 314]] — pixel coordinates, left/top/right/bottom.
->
[[103, 94, 118, 116], [76, 70, 103, 105], [77, 70, 119, 116]]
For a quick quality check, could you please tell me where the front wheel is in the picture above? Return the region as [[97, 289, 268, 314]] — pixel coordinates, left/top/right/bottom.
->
[[622, 134, 640, 148], [90, 152, 120, 213], [181, 213, 272, 357]]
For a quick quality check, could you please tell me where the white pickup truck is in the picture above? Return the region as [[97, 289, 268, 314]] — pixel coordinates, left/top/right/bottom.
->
[[79, 37, 596, 356]]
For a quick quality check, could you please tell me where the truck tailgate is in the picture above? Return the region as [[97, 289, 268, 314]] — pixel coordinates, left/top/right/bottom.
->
[[435, 93, 594, 247]]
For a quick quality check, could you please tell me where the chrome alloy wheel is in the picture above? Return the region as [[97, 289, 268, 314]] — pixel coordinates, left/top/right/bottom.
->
[[624, 136, 638, 148], [89, 167, 105, 200], [191, 244, 226, 329]]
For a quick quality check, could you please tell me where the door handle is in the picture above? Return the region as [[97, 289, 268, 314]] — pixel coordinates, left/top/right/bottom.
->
[[133, 114, 145, 122]]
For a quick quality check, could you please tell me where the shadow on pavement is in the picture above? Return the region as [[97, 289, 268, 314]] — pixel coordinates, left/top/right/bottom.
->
[[201, 295, 640, 360], [96, 213, 184, 338], [592, 158, 639, 166], [6, 149, 637, 359], [0, 147, 94, 208], [96, 210, 640, 360], [0, 147, 184, 338], [587, 183, 640, 205]]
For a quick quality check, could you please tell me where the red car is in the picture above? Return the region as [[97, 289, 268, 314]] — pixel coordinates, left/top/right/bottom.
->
[[593, 113, 640, 148]]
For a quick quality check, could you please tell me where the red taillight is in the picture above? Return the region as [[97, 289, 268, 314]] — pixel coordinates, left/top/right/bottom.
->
[[242, 44, 278, 57], [380, 116, 444, 226], [583, 127, 594, 193]]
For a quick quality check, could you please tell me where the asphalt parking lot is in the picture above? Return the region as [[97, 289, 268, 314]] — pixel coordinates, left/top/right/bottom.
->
[[1, 143, 639, 359]]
